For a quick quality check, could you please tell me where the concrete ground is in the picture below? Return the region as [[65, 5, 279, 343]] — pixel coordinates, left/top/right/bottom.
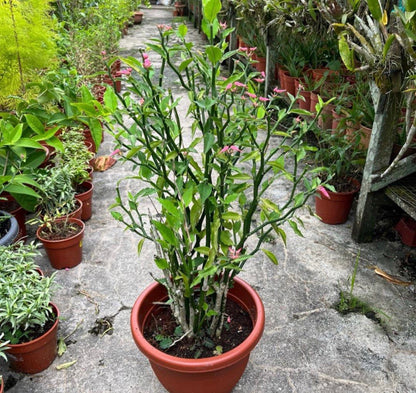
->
[[1, 6, 416, 393]]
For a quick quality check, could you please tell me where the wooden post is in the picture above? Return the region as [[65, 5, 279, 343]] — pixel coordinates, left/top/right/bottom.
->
[[352, 77, 402, 242]]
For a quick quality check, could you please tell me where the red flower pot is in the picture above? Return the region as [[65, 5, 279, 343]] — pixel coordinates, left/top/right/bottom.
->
[[36, 218, 85, 269], [131, 277, 265, 393], [133, 11, 143, 24], [395, 217, 416, 247], [75, 181, 94, 221], [315, 179, 360, 224], [6, 303, 59, 374]]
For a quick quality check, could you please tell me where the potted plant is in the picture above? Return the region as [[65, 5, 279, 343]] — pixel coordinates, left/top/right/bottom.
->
[[312, 119, 364, 224], [105, 1, 321, 391], [0, 333, 9, 393], [33, 165, 86, 269], [54, 127, 95, 220], [0, 242, 59, 374]]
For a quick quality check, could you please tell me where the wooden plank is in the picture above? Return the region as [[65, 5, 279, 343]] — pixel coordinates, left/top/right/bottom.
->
[[370, 153, 416, 192]]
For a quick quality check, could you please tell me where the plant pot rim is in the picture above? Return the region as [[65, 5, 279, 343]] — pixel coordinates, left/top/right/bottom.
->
[[0, 210, 19, 246], [130, 277, 265, 372], [7, 303, 59, 351], [319, 177, 360, 198], [36, 217, 85, 244]]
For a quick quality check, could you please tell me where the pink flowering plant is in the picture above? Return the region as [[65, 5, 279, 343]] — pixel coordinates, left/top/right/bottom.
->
[[106, 0, 321, 342]]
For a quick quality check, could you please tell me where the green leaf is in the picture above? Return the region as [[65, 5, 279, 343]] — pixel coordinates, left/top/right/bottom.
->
[[205, 46, 222, 65], [104, 88, 118, 112], [111, 211, 123, 221], [262, 249, 279, 265], [137, 238, 145, 257], [198, 183, 212, 203], [182, 184, 194, 207], [57, 338, 67, 356], [178, 24, 188, 38], [203, 132, 215, 153], [152, 220, 179, 247], [289, 220, 304, 237], [338, 34, 355, 71], [24, 114, 45, 135], [155, 257, 169, 270], [382, 34, 395, 60], [202, 0, 222, 23], [367, 0, 382, 21], [221, 211, 240, 221]]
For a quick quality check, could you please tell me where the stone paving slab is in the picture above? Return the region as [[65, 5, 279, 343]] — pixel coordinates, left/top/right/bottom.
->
[[1, 6, 416, 393]]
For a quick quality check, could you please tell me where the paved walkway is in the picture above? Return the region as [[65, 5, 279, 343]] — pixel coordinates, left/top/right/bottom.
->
[[1, 6, 416, 393]]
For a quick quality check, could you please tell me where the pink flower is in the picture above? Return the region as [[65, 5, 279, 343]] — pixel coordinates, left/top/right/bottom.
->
[[139, 97, 145, 105], [238, 47, 248, 52], [245, 92, 257, 99], [220, 145, 242, 154], [116, 68, 132, 76], [249, 47, 257, 52], [101, 50, 106, 56], [259, 96, 270, 102], [317, 186, 330, 199], [228, 247, 242, 260], [260, 71, 266, 77], [142, 53, 149, 60], [254, 78, 265, 83], [273, 87, 286, 94], [110, 149, 121, 157], [227, 316, 231, 323], [143, 59, 152, 69], [234, 81, 246, 88], [229, 145, 241, 152], [220, 22, 227, 29], [225, 83, 233, 90], [295, 116, 302, 123]]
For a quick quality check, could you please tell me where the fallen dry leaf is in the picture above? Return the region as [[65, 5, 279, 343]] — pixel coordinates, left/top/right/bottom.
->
[[369, 266, 413, 286], [91, 156, 116, 172]]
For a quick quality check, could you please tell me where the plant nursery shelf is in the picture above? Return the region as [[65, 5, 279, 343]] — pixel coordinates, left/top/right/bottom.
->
[[384, 174, 416, 220]]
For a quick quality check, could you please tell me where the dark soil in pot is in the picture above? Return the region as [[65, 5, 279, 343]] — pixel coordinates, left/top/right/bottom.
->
[[144, 298, 252, 359], [0, 217, 10, 238], [38, 220, 82, 241]]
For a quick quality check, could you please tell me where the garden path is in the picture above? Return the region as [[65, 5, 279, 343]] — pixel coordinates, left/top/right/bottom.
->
[[1, 6, 416, 393]]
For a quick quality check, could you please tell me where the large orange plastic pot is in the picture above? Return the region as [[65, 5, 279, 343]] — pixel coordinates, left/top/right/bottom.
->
[[6, 303, 59, 374], [131, 277, 265, 393]]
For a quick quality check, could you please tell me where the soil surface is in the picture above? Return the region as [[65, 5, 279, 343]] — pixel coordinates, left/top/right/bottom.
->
[[144, 298, 253, 359], [38, 220, 82, 240]]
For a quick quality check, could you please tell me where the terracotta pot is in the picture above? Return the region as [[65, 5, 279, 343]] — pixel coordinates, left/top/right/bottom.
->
[[75, 181, 94, 221], [0, 194, 26, 241], [36, 218, 85, 269], [0, 376, 3, 393], [318, 103, 335, 130], [174, 3, 186, 16], [315, 179, 360, 225], [294, 79, 310, 110], [133, 11, 143, 24], [6, 303, 59, 374], [310, 91, 319, 114], [254, 56, 266, 73], [358, 124, 372, 150], [280, 71, 297, 96], [0, 210, 19, 246], [131, 277, 265, 393], [395, 217, 416, 247], [331, 109, 347, 134], [68, 199, 83, 220], [345, 123, 371, 150]]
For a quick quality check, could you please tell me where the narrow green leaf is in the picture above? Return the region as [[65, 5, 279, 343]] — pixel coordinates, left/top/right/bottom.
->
[[262, 249, 279, 265]]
